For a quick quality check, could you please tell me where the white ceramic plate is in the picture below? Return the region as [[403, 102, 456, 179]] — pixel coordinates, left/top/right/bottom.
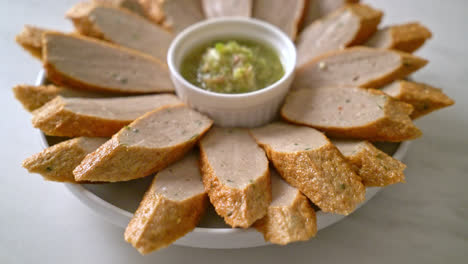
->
[[36, 70, 411, 249]]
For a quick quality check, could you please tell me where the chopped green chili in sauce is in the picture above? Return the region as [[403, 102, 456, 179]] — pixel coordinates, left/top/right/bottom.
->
[[180, 40, 284, 94]]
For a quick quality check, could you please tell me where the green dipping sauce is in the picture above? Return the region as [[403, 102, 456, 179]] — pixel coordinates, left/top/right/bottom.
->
[[180, 39, 284, 94]]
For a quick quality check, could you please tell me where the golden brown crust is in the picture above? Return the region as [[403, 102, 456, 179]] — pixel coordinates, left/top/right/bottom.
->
[[66, 2, 105, 38], [13, 84, 62, 111], [281, 88, 422, 142], [15, 25, 52, 60], [124, 178, 207, 254], [250, 124, 366, 215], [390, 22, 432, 52], [385, 80, 454, 119], [43, 32, 173, 94], [68, 1, 149, 33], [262, 143, 365, 215], [31, 96, 131, 137], [347, 3, 383, 45], [295, 47, 428, 89], [22, 137, 107, 183], [367, 22, 432, 53], [254, 192, 317, 245], [199, 147, 271, 228], [335, 140, 406, 186], [13, 84, 120, 113]]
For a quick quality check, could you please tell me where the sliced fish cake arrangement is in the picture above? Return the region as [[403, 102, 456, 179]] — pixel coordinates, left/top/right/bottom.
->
[[199, 127, 271, 228], [13, 0, 453, 252], [254, 170, 317, 245], [74, 105, 213, 182], [202, 0, 252, 18], [294, 47, 428, 89], [382, 80, 454, 119], [302, 0, 360, 29], [252, 0, 306, 40], [22, 137, 108, 183], [32, 94, 182, 137], [67, 4, 173, 62], [333, 139, 406, 187], [366, 22, 432, 53], [125, 151, 208, 254], [250, 122, 366, 215], [282, 87, 422, 141], [296, 3, 382, 67], [43, 32, 174, 93]]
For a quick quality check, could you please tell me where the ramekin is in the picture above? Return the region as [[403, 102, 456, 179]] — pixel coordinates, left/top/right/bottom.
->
[[167, 17, 296, 127]]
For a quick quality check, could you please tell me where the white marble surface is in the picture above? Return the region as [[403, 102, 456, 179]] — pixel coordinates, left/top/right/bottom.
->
[[0, 0, 467, 263]]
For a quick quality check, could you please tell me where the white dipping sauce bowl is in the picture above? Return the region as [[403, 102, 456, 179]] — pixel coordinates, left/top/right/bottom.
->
[[167, 17, 296, 127]]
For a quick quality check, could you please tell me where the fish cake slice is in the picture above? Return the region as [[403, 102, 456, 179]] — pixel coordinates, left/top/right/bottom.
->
[[158, 0, 205, 33], [252, 0, 306, 40], [93, 0, 147, 17], [22, 137, 107, 183], [74, 105, 213, 182], [302, 0, 360, 29], [67, 5, 173, 62], [281, 87, 422, 142], [294, 47, 428, 89], [14, 84, 64, 112], [199, 127, 271, 228], [15, 25, 53, 60], [124, 151, 208, 254], [254, 170, 317, 245], [366, 22, 432, 53], [32, 94, 182, 137], [296, 3, 382, 67], [382, 80, 454, 119], [201, 0, 252, 18], [250, 122, 365, 215], [43, 32, 174, 94], [71, 1, 146, 20], [333, 139, 406, 187], [13, 84, 112, 112]]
